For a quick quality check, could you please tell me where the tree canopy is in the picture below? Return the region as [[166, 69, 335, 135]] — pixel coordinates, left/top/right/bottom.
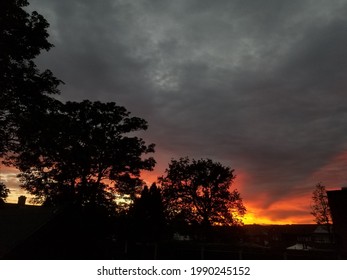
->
[[1, 0, 61, 198], [0, 0, 61, 152], [129, 183, 166, 241], [0, 182, 10, 205], [14, 100, 155, 210], [158, 157, 246, 227]]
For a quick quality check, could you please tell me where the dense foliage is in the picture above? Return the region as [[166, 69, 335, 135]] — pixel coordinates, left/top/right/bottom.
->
[[0, 0, 61, 155], [15, 100, 155, 210], [1, 0, 62, 197], [159, 157, 246, 227]]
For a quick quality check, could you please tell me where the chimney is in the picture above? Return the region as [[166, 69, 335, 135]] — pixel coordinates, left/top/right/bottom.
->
[[18, 196, 26, 207]]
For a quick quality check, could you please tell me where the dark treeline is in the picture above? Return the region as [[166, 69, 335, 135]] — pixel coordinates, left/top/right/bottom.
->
[[0, 0, 246, 258]]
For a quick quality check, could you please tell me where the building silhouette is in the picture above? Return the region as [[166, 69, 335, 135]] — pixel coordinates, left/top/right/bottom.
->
[[327, 187, 347, 253]]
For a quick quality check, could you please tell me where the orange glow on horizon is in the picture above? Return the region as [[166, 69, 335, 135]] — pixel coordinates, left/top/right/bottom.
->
[[243, 191, 316, 225], [243, 212, 289, 225], [1, 166, 315, 224], [242, 207, 312, 225], [141, 169, 315, 225], [5, 150, 347, 226]]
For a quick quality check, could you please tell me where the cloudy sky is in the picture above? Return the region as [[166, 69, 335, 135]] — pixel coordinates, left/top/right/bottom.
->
[[5, 0, 347, 224]]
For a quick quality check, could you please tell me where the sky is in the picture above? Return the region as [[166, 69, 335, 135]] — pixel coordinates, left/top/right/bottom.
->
[[3, 0, 347, 224]]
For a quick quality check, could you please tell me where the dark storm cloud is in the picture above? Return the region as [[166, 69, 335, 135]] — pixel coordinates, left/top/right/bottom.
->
[[31, 0, 157, 111], [29, 0, 347, 214]]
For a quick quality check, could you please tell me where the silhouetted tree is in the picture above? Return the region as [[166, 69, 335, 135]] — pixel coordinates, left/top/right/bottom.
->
[[14, 100, 155, 212], [0, 0, 61, 155], [310, 183, 331, 225], [0, 182, 10, 206], [128, 183, 166, 241], [158, 157, 246, 228], [148, 183, 165, 225]]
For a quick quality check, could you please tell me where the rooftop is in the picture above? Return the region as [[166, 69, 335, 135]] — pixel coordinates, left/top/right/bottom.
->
[[0, 203, 56, 258]]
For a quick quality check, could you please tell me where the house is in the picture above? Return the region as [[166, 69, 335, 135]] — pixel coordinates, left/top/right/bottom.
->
[[242, 224, 317, 249], [327, 188, 347, 252], [173, 232, 191, 241], [1, 199, 118, 259], [287, 243, 313, 251], [311, 225, 333, 245], [0, 200, 56, 259]]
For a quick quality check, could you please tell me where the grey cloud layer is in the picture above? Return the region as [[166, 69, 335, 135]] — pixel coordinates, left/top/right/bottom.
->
[[30, 0, 347, 213]]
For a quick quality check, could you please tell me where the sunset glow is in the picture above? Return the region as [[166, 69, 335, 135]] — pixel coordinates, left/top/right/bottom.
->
[[3, 0, 347, 264], [1, 0, 344, 227], [2, 152, 346, 225]]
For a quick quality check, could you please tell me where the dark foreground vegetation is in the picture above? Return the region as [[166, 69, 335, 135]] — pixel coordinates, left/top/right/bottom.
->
[[1, 203, 344, 260]]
